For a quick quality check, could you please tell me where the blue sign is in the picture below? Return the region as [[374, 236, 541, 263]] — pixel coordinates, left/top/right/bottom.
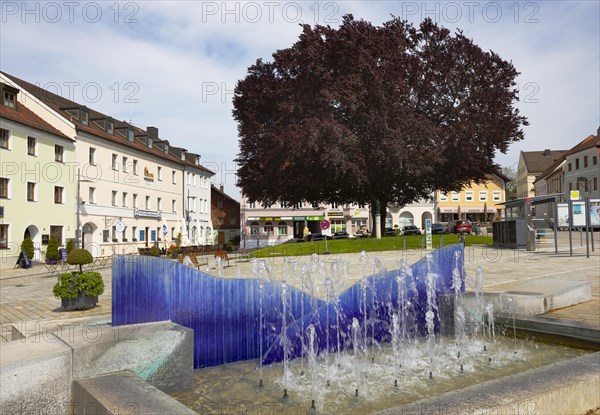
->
[[162, 224, 168, 236]]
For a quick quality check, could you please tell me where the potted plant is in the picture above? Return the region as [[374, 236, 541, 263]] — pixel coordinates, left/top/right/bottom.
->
[[52, 248, 104, 310], [21, 237, 34, 259], [66, 239, 75, 255], [45, 237, 60, 263]]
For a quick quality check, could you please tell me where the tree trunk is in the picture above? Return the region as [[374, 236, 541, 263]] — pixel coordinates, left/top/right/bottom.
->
[[369, 198, 389, 237]]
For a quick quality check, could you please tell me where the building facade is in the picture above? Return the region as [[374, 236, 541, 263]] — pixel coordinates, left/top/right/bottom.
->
[[563, 130, 600, 201], [2, 72, 214, 262], [435, 174, 508, 224], [211, 185, 240, 247], [517, 150, 566, 199], [0, 82, 76, 267]]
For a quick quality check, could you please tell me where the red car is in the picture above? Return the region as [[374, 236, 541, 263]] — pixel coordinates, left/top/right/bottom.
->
[[453, 220, 472, 234]]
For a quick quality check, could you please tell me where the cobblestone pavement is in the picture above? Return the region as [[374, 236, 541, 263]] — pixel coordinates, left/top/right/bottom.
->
[[1, 232, 598, 332]]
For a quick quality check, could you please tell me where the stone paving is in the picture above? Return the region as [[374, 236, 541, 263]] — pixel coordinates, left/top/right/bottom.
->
[[0, 231, 598, 335]]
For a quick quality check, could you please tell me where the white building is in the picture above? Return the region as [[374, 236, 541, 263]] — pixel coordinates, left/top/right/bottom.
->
[[563, 130, 600, 200], [3, 72, 214, 257]]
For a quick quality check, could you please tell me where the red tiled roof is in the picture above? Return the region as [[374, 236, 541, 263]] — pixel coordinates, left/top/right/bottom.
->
[[563, 134, 600, 157], [2, 72, 214, 175], [0, 101, 73, 141]]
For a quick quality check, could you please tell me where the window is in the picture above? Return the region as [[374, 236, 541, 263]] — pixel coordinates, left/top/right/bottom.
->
[[122, 192, 128, 207], [89, 187, 95, 204], [122, 156, 128, 173], [107, 120, 114, 134], [27, 182, 36, 201], [217, 200, 223, 209], [250, 221, 259, 236], [127, 129, 134, 142], [249, 202, 256, 209], [139, 229, 146, 242], [54, 186, 64, 204], [133, 160, 139, 175], [278, 221, 288, 235], [172, 171, 176, 184], [50, 225, 63, 245], [89, 147, 96, 164], [584, 156, 588, 168], [3, 90, 16, 108], [112, 154, 118, 170], [593, 156, 598, 166], [594, 177, 598, 191], [81, 110, 88, 125], [55, 145, 64, 162], [229, 218, 236, 226], [493, 191, 501, 202], [465, 191, 474, 202], [264, 222, 274, 236], [112, 191, 117, 206], [0, 128, 9, 149], [218, 218, 224, 225], [145, 196, 150, 209], [172, 200, 177, 212], [27, 136, 36, 156], [584, 179, 589, 192], [439, 193, 448, 202], [157, 197, 162, 211], [187, 172, 192, 185], [158, 167, 162, 181], [0, 224, 8, 249], [131, 226, 137, 241], [478, 191, 487, 202], [188, 197, 195, 212], [575, 158, 580, 170], [0, 178, 9, 199], [451, 192, 460, 202], [568, 163, 572, 172], [112, 226, 117, 242], [133, 193, 138, 208], [103, 230, 109, 243]]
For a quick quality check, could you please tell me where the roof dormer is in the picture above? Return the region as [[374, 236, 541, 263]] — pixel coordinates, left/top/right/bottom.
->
[[91, 116, 114, 134], [114, 125, 135, 142], [1, 83, 19, 109], [62, 106, 89, 124]]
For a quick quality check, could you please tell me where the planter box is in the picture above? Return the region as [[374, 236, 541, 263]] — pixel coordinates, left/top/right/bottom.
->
[[61, 291, 98, 311]]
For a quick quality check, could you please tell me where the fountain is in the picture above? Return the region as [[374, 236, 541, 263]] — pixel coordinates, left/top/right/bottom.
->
[[111, 245, 596, 414]]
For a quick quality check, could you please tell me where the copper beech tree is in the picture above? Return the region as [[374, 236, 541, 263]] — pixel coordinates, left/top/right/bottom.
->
[[233, 16, 528, 235]]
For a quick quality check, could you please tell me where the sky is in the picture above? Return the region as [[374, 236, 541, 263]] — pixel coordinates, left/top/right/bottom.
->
[[1, 1, 598, 198]]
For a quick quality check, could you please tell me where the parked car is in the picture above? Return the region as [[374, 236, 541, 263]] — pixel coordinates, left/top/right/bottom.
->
[[310, 233, 326, 241], [385, 228, 397, 236], [453, 220, 472, 234], [332, 231, 350, 239], [355, 229, 370, 238], [402, 225, 421, 235], [431, 223, 448, 234]]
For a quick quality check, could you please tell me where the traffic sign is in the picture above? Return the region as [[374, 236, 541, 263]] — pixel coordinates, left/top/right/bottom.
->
[[320, 219, 330, 230], [570, 190, 580, 201], [162, 224, 168, 236]]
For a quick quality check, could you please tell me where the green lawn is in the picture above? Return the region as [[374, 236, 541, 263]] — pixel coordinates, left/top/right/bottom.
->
[[251, 234, 493, 258]]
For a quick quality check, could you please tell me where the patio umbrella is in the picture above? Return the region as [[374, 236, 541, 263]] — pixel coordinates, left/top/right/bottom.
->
[[161, 218, 169, 249], [179, 217, 189, 247], [195, 219, 201, 245]]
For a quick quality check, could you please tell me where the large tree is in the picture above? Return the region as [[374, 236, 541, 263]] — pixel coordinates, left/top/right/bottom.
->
[[233, 16, 528, 235]]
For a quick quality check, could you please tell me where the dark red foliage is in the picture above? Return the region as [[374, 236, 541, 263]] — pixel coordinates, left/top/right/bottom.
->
[[233, 15, 528, 220]]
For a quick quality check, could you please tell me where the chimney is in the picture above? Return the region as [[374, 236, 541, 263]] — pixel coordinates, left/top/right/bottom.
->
[[220, 185, 224, 192], [543, 149, 551, 156], [147, 126, 159, 141]]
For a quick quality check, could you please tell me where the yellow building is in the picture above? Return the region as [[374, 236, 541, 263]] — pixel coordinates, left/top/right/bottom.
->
[[436, 173, 508, 224]]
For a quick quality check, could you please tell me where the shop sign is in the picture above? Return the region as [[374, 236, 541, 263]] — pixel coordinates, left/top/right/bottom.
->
[[259, 217, 281, 221], [134, 209, 161, 219], [307, 216, 325, 221]]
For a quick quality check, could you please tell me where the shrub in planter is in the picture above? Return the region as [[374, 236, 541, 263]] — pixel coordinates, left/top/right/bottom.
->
[[53, 271, 104, 310], [67, 248, 93, 273], [21, 237, 34, 259], [66, 239, 75, 254], [46, 237, 60, 262], [149, 245, 160, 256]]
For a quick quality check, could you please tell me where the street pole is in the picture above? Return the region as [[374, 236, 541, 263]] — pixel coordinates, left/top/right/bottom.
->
[[77, 169, 81, 249], [375, 200, 382, 239]]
